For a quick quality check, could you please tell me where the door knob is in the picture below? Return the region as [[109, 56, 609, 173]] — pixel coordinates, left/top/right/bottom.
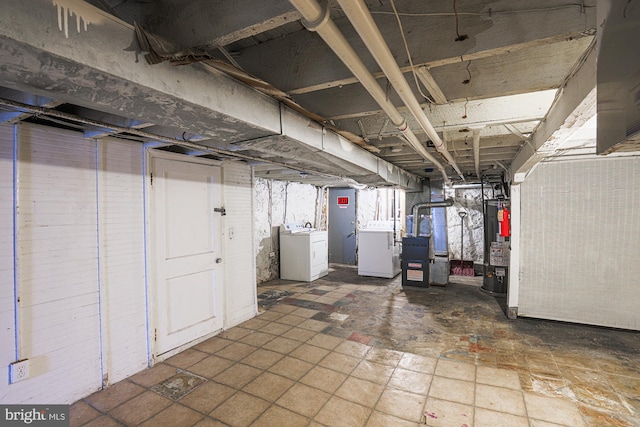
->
[[216, 258, 223, 263]]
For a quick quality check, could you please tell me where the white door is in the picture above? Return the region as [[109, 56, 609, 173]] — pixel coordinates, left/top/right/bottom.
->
[[151, 156, 224, 355]]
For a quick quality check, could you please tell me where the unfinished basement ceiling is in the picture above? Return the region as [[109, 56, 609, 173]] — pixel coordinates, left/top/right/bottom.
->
[[0, 0, 597, 187]]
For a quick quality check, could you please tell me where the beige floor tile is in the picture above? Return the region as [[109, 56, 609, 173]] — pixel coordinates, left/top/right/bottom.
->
[[335, 376, 384, 408], [398, 353, 438, 374], [110, 391, 173, 426], [434, 359, 476, 381], [524, 392, 587, 426], [214, 363, 262, 389], [194, 337, 234, 354], [129, 364, 177, 388], [243, 372, 294, 402], [297, 293, 321, 301], [219, 327, 253, 341], [274, 314, 308, 327], [528, 420, 572, 427], [257, 310, 285, 322], [314, 396, 372, 427], [553, 353, 600, 371], [179, 381, 235, 413], [140, 403, 204, 427], [238, 331, 276, 347], [474, 407, 529, 427], [300, 365, 348, 393], [307, 333, 344, 350], [476, 384, 526, 416], [69, 401, 100, 426], [290, 307, 320, 318], [276, 383, 331, 418], [270, 304, 298, 314], [375, 387, 427, 422], [268, 356, 314, 381], [365, 348, 403, 367], [335, 340, 371, 358], [423, 397, 474, 427], [319, 351, 361, 374], [365, 411, 421, 427], [82, 415, 123, 427], [209, 391, 270, 427], [237, 318, 269, 331], [215, 342, 257, 361], [240, 348, 284, 370], [351, 360, 395, 385], [188, 355, 235, 379], [290, 343, 330, 364], [193, 417, 228, 427], [262, 336, 303, 354], [252, 405, 309, 427], [314, 295, 341, 304], [164, 348, 209, 370], [428, 376, 475, 405], [388, 368, 432, 395], [259, 321, 293, 336], [476, 366, 522, 390], [299, 318, 330, 332], [282, 327, 317, 342], [84, 380, 145, 412]]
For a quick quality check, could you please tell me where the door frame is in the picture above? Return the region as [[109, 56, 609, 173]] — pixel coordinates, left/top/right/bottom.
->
[[145, 148, 224, 364]]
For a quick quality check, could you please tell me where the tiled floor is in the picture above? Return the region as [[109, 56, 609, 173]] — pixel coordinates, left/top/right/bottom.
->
[[71, 265, 640, 426]]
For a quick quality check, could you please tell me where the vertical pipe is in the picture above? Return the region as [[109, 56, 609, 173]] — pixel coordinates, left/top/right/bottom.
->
[[12, 124, 20, 361], [507, 184, 521, 317], [95, 138, 106, 386], [142, 145, 152, 366], [473, 129, 481, 181]]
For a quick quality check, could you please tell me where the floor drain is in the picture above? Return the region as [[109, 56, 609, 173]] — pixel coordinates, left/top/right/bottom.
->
[[151, 370, 206, 401]]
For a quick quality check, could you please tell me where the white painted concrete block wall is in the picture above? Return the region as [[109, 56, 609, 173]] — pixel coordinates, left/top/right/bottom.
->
[[9, 124, 102, 403], [0, 122, 258, 404], [97, 138, 148, 385], [223, 162, 258, 327], [254, 178, 320, 284], [0, 125, 16, 394], [519, 157, 640, 330]]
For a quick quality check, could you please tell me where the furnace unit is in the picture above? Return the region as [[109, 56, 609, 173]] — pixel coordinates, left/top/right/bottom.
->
[[482, 200, 510, 296]]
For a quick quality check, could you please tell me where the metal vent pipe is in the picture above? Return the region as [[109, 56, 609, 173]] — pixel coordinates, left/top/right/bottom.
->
[[288, 0, 450, 183]]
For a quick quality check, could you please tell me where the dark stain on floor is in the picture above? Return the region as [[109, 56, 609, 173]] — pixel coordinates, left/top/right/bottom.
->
[[259, 263, 640, 426]]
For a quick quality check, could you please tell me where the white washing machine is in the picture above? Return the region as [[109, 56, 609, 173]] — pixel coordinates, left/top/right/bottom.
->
[[280, 223, 329, 282], [358, 220, 401, 278]]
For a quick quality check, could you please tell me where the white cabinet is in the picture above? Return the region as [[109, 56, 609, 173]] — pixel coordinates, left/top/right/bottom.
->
[[280, 231, 328, 282]]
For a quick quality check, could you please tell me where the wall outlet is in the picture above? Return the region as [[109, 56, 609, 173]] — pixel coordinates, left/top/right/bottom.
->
[[9, 359, 29, 383]]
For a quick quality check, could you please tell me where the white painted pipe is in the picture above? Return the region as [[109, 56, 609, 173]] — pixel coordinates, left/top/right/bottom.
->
[[473, 128, 481, 180], [335, 0, 464, 180], [288, 0, 450, 183]]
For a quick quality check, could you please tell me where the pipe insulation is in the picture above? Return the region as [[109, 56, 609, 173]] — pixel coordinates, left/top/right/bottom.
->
[[335, 0, 464, 180], [289, 0, 450, 183]]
